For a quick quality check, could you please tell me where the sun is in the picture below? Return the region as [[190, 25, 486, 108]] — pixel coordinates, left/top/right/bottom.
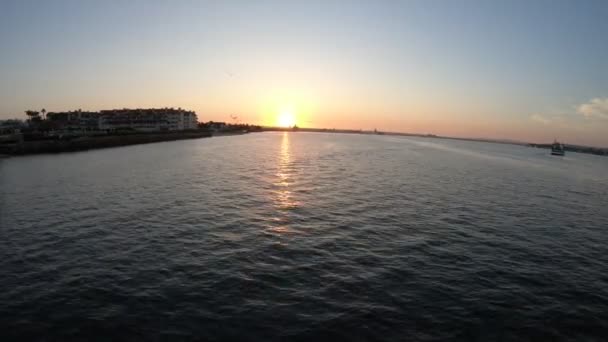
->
[[277, 110, 296, 128]]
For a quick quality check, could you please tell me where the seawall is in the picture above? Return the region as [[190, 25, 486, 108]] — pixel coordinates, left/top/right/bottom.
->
[[2, 131, 212, 155]]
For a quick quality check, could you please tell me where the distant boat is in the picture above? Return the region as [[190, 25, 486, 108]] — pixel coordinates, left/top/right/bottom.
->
[[551, 140, 565, 156]]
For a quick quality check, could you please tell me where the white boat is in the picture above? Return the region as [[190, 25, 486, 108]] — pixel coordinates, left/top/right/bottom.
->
[[551, 140, 565, 156]]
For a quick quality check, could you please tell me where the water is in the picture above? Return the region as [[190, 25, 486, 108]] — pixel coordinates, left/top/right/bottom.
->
[[1, 132, 607, 341]]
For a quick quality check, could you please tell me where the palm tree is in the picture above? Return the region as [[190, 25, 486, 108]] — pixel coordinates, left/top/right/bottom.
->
[[41, 108, 46, 120], [25, 110, 40, 121]]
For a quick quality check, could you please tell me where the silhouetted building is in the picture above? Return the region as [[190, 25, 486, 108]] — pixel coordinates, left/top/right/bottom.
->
[[46, 110, 99, 131]]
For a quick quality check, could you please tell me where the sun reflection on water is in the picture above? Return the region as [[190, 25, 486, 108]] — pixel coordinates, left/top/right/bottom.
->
[[276, 132, 297, 207], [277, 132, 291, 187], [268, 132, 299, 235]]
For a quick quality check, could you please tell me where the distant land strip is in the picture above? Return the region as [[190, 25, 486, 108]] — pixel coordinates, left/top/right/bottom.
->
[[262, 126, 608, 156]]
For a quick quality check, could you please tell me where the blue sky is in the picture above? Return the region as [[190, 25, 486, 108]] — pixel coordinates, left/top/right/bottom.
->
[[1, 0, 607, 145]]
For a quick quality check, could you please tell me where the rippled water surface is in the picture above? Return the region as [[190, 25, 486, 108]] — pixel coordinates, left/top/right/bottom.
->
[[2, 132, 608, 341]]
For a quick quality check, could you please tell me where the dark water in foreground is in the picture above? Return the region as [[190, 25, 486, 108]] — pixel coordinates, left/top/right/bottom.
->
[[1, 132, 608, 341]]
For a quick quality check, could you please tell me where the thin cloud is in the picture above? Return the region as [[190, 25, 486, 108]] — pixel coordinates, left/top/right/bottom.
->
[[577, 97, 608, 119], [530, 114, 550, 124]]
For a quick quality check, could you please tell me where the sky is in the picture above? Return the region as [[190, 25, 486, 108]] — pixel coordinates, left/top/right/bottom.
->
[[1, 0, 607, 146]]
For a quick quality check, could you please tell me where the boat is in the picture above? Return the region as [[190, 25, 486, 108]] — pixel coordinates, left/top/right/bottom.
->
[[551, 140, 565, 156]]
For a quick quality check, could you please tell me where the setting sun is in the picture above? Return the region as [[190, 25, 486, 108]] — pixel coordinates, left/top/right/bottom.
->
[[277, 110, 296, 128]]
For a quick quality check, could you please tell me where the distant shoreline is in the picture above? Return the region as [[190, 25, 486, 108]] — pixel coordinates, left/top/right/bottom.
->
[[262, 127, 608, 156], [2, 127, 606, 157]]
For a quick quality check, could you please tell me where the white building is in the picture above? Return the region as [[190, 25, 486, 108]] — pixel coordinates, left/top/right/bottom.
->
[[99, 108, 198, 132], [167, 110, 198, 130], [48, 108, 199, 132]]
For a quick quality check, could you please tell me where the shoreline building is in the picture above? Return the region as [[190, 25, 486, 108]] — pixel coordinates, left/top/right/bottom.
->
[[47, 108, 198, 132], [45, 111, 99, 131], [0, 119, 27, 134]]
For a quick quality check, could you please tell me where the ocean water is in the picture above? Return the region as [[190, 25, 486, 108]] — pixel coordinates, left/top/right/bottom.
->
[[1, 132, 607, 341]]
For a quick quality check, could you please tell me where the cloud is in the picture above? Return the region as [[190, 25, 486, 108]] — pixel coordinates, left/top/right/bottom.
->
[[577, 97, 608, 119], [529, 113, 573, 128], [530, 114, 550, 124]]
